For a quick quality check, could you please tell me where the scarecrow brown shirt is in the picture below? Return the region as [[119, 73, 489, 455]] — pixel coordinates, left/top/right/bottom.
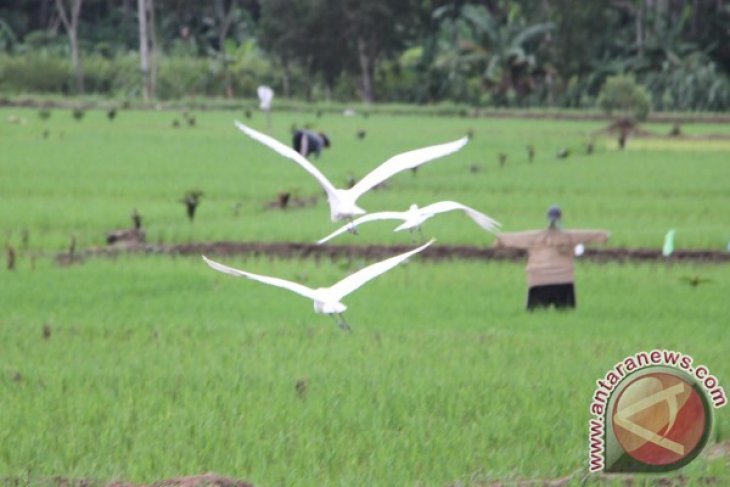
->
[[495, 229, 609, 287]]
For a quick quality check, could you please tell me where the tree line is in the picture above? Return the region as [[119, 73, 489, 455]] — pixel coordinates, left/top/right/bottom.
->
[[0, 0, 729, 111]]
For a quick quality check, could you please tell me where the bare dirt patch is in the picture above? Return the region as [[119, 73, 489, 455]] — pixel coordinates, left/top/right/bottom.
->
[[115, 472, 253, 487], [593, 118, 730, 141], [54, 241, 730, 266]]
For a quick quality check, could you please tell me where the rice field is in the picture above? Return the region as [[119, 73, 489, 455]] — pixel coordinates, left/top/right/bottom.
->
[[2, 107, 729, 250], [1, 106, 729, 486]]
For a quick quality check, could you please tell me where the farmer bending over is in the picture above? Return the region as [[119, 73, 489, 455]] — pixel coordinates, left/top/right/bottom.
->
[[293, 130, 330, 159]]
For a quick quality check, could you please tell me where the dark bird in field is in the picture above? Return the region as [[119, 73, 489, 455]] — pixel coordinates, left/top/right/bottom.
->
[[618, 131, 627, 150], [556, 148, 571, 159], [469, 164, 482, 174], [182, 110, 196, 127], [680, 276, 712, 288], [6, 245, 16, 271], [669, 123, 682, 137], [498, 153, 508, 168], [356, 129, 366, 140], [295, 378, 309, 399], [182, 190, 203, 222], [72, 108, 85, 121], [68, 236, 76, 257], [38, 108, 51, 121], [466, 128, 474, 139], [21, 229, 29, 249], [42, 324, 52, 340], [131, 209, 142, 230], [526, 145, 535, 162], [107, 108, 117, 121], [277, 192, 291, 209], [172, 119, 180, 128], [244, 109, 252, 119], [586, 140, 595, 155]]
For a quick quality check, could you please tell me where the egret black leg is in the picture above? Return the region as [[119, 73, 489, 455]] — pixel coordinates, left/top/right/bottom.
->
[[337, 313, 352, 332], [347, 218, 359, 235]]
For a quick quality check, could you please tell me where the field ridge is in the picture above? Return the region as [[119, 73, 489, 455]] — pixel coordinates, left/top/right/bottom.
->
[[54, 240, 730, 265]]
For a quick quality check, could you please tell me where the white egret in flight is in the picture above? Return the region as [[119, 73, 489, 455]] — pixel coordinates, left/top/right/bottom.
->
[[203, 240, 433, 331], [234, 121, 468, 222], [317, 201, 500, 244]]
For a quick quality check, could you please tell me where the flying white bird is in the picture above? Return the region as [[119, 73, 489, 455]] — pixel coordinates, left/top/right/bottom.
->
[[234, 121, 469, 222], [317, 201, 501, 245], [202, 240, 433, 331]]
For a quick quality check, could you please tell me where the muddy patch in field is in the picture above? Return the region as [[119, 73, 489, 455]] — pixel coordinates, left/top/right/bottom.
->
[[54, 241, 730, 266], [1, 473, 254, 487], [120, 472, 253, 487], [5, 442, 729, 486]]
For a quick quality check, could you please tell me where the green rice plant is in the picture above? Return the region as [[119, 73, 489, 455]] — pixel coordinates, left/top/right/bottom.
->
[[0, 255, 728, 486], [1, 108, 728, 253]]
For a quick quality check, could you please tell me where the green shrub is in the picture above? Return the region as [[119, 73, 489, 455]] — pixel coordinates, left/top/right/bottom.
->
[[227, 39, 276, 98], [156, 56, 213, 100], [0, 53, 71, 93], [642, 55, 730, 112], [597, 74, 651, 120], [81, 55, 137, 95]]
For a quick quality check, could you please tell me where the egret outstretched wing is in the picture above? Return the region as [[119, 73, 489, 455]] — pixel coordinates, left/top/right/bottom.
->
[[234, 121, 338, 199], [420, 201, 501, 232], [326, 240, 434, 301], [203, 255, 320, 301], [349, 137, 469, 199], [317, 211, 407, 245]]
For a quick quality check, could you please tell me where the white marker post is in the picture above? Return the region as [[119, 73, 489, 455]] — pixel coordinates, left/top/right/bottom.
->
[[662, 229, 676, 258], [257, 85, 274, 133]]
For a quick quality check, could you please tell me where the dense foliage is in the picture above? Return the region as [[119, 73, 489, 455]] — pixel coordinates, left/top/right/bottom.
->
[[0, 0, 729, 110]]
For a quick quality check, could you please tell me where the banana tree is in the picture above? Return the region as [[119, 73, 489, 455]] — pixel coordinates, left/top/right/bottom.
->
[[434, 3, 554, 105]]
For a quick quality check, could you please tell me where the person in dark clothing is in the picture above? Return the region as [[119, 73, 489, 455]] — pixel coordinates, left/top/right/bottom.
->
[[293, 130, 330, 159]]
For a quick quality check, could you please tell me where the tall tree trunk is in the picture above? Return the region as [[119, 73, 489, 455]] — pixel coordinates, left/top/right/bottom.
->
[[215, 0, 235, 51], [357, 35, 375, 103], [147, 0, 157, 98], [138, 0, 151, 101], [69, 30, 83, 93], [215, 0, 236, 98], [636, 2, 644, 58], [55, 0, 84, 94]]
